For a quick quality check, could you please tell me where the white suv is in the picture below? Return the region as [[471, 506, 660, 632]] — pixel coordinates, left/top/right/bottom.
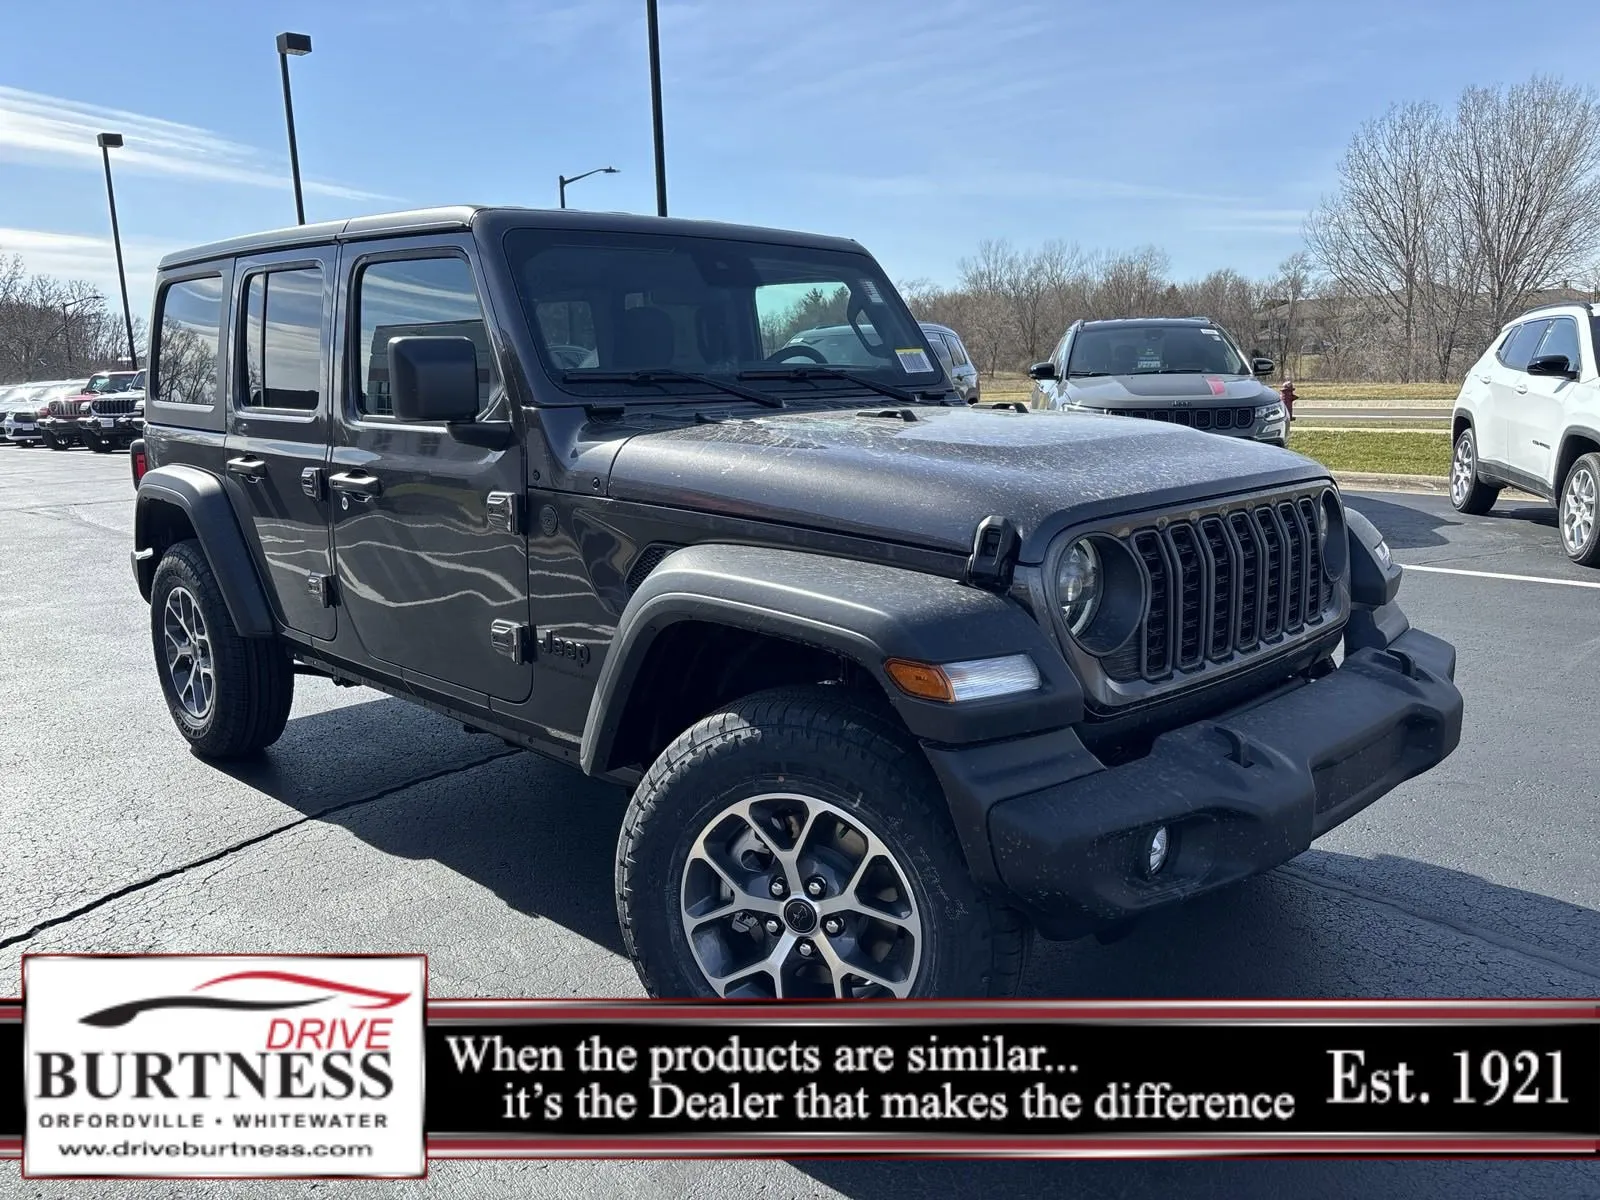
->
[[1449, 303, 1600, 566]]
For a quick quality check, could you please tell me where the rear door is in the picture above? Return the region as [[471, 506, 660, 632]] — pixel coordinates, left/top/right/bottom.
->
[[944, 330, 979, 401], [328, 237, 531, 704], [224, 249, 337, 641], [1484, 318, 1549, 467]]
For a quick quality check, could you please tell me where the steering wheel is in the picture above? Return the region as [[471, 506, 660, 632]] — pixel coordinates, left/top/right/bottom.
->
[[767, 344, 827, 363]]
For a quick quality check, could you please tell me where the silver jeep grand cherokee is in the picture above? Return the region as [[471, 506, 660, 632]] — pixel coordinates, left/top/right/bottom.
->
[[1029, 317, 1289, 445]]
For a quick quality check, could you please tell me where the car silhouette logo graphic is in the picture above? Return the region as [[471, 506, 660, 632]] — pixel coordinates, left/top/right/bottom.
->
[[78, 969, 411, 1028]]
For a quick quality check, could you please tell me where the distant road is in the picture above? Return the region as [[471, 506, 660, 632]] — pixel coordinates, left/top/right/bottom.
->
[[1296, 406, 1450, 420]]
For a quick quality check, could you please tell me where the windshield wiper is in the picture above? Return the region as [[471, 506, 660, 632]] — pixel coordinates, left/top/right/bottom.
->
[[737, 365, 922, 404], [562, 368, 783, 408], [1066, 370, 1109, 378]]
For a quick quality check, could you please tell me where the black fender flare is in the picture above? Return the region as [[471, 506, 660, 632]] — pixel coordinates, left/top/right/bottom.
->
[[133, 464, 276, 637], [579, 543, 1083, 776]]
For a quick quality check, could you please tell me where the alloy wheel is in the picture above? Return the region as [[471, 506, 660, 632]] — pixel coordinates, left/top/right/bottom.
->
[[162, 585, 215, 721], [679, 792, 923, 998], [1562, 464, 1597, 554], [1450, 434, 1475, 507]]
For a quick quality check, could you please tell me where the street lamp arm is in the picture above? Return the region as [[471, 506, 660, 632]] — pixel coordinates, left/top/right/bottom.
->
[[559, 166, 619, 188]]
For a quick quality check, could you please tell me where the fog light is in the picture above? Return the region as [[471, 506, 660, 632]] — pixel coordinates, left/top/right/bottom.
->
[[1146, 826, 1170, 876]]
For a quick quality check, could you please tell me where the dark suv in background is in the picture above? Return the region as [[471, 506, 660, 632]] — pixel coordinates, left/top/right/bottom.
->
[[1030, 317, 1288, 444], [130, 205, 1460, 1001], [78, 369, 146, 452]]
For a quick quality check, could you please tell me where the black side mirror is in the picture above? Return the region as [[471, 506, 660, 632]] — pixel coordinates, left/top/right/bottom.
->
[[1028, 361, 1056, 381], [389, 336, 482, 423], [1252, 357, 1275, 377], [1527, 353, 1578, 380]]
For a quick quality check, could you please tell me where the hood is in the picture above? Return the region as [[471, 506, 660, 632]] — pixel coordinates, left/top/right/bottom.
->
[[1066, 373, 1280, 406], [606, 405, 1327, 562]]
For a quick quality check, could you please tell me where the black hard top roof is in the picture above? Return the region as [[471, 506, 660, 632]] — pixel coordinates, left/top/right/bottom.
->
[[158, 205, 867, 271]]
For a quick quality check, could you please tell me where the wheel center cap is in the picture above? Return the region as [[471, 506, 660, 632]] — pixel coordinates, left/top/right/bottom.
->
[[782, 898, 817, 933]]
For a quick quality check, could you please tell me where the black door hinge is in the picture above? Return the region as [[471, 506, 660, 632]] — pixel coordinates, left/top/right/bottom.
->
[[301, 466, 325, 500], [487, 491, 522, 535], [965, 514, 1021, 590], [490, 620, 529, 663], [307, 573, 336, 607]]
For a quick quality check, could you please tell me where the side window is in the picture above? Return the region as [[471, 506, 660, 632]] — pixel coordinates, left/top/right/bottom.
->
[[946, 333, 971, 368], [241, 267, 323, 411], [1498, 320, 1551, 372], [153, 275, 224, 406], [926, 331, 955, 371], [355, 255, 498, 418], [1535, 316, 1581, 370]]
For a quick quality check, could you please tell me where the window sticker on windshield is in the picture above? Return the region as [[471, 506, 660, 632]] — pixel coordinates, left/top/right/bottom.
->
[[895, 347, 932, 373], [1202, 328, 1222, 339], [1137, 356, 1162, 370], [862, 280, 885, 304]]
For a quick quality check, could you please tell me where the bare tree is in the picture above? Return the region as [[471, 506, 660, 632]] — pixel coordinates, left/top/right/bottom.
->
[[1306, 100, 1445, 381], [1446, 76, 1600, 332]]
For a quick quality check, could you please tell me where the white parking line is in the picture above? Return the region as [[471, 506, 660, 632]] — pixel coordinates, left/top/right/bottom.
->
[[1400, 563, 1600, 590]]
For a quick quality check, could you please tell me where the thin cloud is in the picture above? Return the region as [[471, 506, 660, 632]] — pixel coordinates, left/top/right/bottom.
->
[[0, 226, 184, 300], [0, 86, 390, 202], [806, 170, 1244, 206]]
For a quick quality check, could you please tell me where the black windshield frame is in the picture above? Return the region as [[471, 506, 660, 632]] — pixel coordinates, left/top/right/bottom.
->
[[500, 227, 945, 404]]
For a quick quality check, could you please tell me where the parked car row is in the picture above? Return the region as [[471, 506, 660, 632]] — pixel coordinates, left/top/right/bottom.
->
[[0, 370, 145, 450]]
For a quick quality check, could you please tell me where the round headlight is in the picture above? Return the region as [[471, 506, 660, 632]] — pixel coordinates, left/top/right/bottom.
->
[[1056, 538, 1102, 636]]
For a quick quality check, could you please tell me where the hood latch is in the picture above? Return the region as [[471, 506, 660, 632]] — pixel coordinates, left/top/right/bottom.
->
[[965, 514, 1021, 591]]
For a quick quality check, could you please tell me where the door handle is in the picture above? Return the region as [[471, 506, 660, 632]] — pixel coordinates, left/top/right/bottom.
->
[[1516, 382, 1528, 394], [329, 470, 383, 500], [226, 456, 266, 483]]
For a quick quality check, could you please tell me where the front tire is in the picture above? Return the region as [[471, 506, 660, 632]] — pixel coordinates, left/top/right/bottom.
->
[[42, 431, 62, 451], [1449, 427, 1499, 515], [616, 686, 1031, 999], [150, 540, 294, 758], [1559, 452, 1600, 567]]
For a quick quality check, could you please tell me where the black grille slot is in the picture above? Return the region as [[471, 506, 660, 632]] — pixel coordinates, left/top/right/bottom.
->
[[1194, 410, 1213, 430], [1254, 508, 1284, 638], [1215, 408, 1234, 430], [1173, 409, 1193, 427], [1132, 530, 1172, 677], [1152, 410, 1171, 422], [1236, 407, 1255, 426], [625, 544, 680, 595], [1228, 512, 1260, 647], [1199, 516, 1234, 659], [1298, 496, 1325, 616], [1278, 501, 1306, 631], [1167, 525, 1205, 668]]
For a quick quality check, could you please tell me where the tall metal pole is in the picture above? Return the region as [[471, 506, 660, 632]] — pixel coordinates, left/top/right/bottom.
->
[[61, 304, 73, 373], [97, 135, 138, 370], [646, 0, 667, 216], [559, 176, 567, 209], [279, 51, 306, 224]]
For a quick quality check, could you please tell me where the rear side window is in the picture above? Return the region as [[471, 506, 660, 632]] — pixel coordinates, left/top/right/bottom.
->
[[1535, 316, 1581, 370], [241, 268, 324, 411], [926, 331, 955, 370], [354, 256, 498, 418], [153, 275, 224, 406], [1498, 320, 1551, 371], [946, 332, 971, 367]]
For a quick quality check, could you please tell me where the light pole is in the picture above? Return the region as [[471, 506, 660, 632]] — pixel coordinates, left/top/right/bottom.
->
[[96, 133, 138, 371], [646, 0, 667, 216], [558, 166, 618, 210], [276, 32, 312, 225]]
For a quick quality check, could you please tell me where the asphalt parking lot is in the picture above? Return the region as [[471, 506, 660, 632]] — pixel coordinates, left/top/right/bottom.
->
[[1, 444, 1596, 1200]]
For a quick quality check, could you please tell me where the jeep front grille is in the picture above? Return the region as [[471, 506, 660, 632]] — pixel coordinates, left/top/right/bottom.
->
[[1115, 406, 1258, 431], [1108, 489, 1340, 685], [93, 398, 137, 416]]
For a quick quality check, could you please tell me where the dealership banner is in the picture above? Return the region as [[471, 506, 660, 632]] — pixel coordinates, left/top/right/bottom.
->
[[0, 958, 1596, 1176]]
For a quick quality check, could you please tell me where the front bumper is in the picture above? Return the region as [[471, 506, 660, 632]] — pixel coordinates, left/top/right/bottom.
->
[[4, 425, 38, 442], [925, 620, 1461, 939]]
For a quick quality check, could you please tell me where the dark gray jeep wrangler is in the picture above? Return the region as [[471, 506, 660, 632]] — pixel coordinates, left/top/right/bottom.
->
[[130, 206, 1463, 999]]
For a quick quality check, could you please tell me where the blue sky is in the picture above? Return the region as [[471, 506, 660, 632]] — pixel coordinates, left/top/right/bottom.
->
[[1, 0, 1593, 309]]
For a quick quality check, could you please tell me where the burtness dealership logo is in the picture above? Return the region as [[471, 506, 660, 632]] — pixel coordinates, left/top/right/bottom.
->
[[23, 955, 425, 1179]]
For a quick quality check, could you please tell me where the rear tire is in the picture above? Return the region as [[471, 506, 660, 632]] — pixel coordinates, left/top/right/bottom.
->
[[1449, 427, 1499, 515], [1559, 452, 1600, 567], [617, 685, 1031, 999], [150, 540, 294, 759]]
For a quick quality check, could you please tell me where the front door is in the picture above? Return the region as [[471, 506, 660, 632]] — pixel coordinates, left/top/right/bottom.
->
[[328, 239, 531, 703], [225, 251, 336, 641]]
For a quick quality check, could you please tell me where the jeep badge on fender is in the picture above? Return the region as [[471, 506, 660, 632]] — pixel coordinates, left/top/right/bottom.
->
[[130, 205, 1463, 1000]]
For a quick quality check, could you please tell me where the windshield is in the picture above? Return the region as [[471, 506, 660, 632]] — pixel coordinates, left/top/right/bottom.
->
[[86, 371, 140, 394], [1066, 323, 1248, 377], [504, 229, 944, 400]]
